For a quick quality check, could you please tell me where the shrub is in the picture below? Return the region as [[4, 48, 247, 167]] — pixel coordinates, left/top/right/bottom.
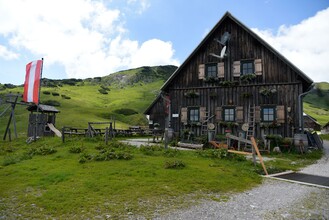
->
[[197, 149, 228, 159], [62, 78, 82, 86], [43, 91, 51, 95], [2, 155, 19, 166], [52, 92, 60, 96], [95, 144, 107, 151], [114, 108, 138, 115], [94, 150, 133, 161], [42, 100, 61, 106], [100, 85, 110, 91], [140, 145, 163, 155], [79, 153, 94, 163], [98, 89, 108, 94], [163, 148, 180, 157], [164, 160, 185, 169], [0, 84, 6, 91], [28, 145, 57, 156], [4, 84, 16, 89], [61, 94, 71, 99], [69, 146, 84, 154], [115, 152, 133, 160]]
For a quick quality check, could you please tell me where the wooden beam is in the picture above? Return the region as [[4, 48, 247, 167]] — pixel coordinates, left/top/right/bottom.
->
[[209, 141, 228, 149], [251, 137, 268, 175], [226, 134, 252, 145], [227, 150, 252, 155]]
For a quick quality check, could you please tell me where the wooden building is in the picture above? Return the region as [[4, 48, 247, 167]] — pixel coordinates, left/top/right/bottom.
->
[[145, 12, 313, 140], [303, 113, 321, 131], [27, 104, 60, 137]]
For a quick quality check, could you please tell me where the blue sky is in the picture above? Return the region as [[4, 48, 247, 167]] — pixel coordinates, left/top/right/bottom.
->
[[0, 0, 328, 85]]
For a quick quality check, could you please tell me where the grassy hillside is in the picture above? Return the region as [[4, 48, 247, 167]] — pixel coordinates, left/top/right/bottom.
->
[[304, 82, 329, 126], [0, 65, 177, 137]]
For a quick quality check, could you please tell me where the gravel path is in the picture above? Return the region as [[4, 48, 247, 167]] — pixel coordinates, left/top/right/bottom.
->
[[156, 141, 329, 220]]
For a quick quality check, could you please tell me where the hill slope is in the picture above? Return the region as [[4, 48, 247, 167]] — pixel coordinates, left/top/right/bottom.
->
[[0, 65, 177, 136], [304, 82, 329, 125]]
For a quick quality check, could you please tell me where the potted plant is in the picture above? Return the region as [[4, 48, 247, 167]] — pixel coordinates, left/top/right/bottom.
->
[[260, 87, 277, 97], [184, 90, 200, 98], [240, 73, 256, 83], [204, 76, 219, 83]]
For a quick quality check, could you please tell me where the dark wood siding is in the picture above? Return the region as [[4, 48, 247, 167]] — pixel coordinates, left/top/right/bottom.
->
[[147, 13, 312, 139]]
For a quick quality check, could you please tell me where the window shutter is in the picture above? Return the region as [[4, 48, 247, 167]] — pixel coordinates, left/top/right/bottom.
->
[[233, 61, 240, 77], [198, 64, 205, 80], [200, 107, 206, 122], [255, 106, 261, 123], [215, 107, 222, 122], [181, 107, 187, 123], [236, 106, 244, 123], [254, 59, 262, 76], [217, 62, 225, 78], [276, 105, 285, 123]]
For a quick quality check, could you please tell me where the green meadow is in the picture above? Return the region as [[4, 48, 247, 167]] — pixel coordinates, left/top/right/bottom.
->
[[0, 137, 322, 219]]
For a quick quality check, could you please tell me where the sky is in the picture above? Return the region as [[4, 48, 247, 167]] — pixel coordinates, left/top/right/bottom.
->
[[0, 0, 328, 85]]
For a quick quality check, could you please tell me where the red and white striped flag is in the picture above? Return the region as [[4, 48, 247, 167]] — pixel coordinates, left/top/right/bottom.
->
[[23, 60, 43, 104]]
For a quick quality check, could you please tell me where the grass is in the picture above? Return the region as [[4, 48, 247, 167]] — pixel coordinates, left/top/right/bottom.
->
[[262, 150, 323, 174], [304, 102, 329, 126], [0, 136, 323, 219], [0, 80, 163, 136]]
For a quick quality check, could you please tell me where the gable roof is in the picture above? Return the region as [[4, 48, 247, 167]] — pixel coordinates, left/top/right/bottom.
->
[[161, 11, 313, 91], [27, 104, 60, 113]]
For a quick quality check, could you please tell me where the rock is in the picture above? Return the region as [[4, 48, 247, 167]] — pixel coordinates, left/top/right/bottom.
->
[[273, 146, 281, 153]]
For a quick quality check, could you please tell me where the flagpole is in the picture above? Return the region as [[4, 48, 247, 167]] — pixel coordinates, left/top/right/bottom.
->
[[38, 58, 44, 105], [34, 58, 44, 141]]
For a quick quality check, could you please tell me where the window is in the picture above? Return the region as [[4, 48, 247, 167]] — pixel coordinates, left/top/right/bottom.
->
[[223, 107, 235, 122], [206, 63, 217, 78], [241, 61, 254, 75], [188, 107, 199, 122], [262, 107, 275, 122]]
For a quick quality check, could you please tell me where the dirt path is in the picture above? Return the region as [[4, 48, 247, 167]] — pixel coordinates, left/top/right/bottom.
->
[[156, 141, 329, 220]]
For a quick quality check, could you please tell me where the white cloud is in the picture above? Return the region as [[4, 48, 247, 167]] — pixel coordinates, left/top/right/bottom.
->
[[252, 7, 329, 82], [131, 39, 179, 68], [0, 44, 19, 60], [0, 0, 178, 80], [127, 0, 151, 14]]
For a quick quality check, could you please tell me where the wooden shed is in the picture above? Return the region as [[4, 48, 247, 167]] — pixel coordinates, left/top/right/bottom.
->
[[303, 113, 321, 131], [145, 12, 313, 140], [27, 104, 60, 137]]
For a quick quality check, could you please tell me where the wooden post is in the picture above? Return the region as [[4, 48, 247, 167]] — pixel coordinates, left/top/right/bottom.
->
[[62, 127, 65, 143], [105, 127, 109, 145], [251, 144, 256, 165], [251, 137, 268, 175], [109, 122, 113, 139], [3, 96, 18, 140], [8, 128, 11, 142]]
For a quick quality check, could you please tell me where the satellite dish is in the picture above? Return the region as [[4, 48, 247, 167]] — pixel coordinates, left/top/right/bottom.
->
[[209, 46, 226, 60], [220, 46, 226, 58], [221, 32, 231, 45], [242, 123, 249, 132], [207, 123, 215, 130], [214, 32, 231, 46]]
